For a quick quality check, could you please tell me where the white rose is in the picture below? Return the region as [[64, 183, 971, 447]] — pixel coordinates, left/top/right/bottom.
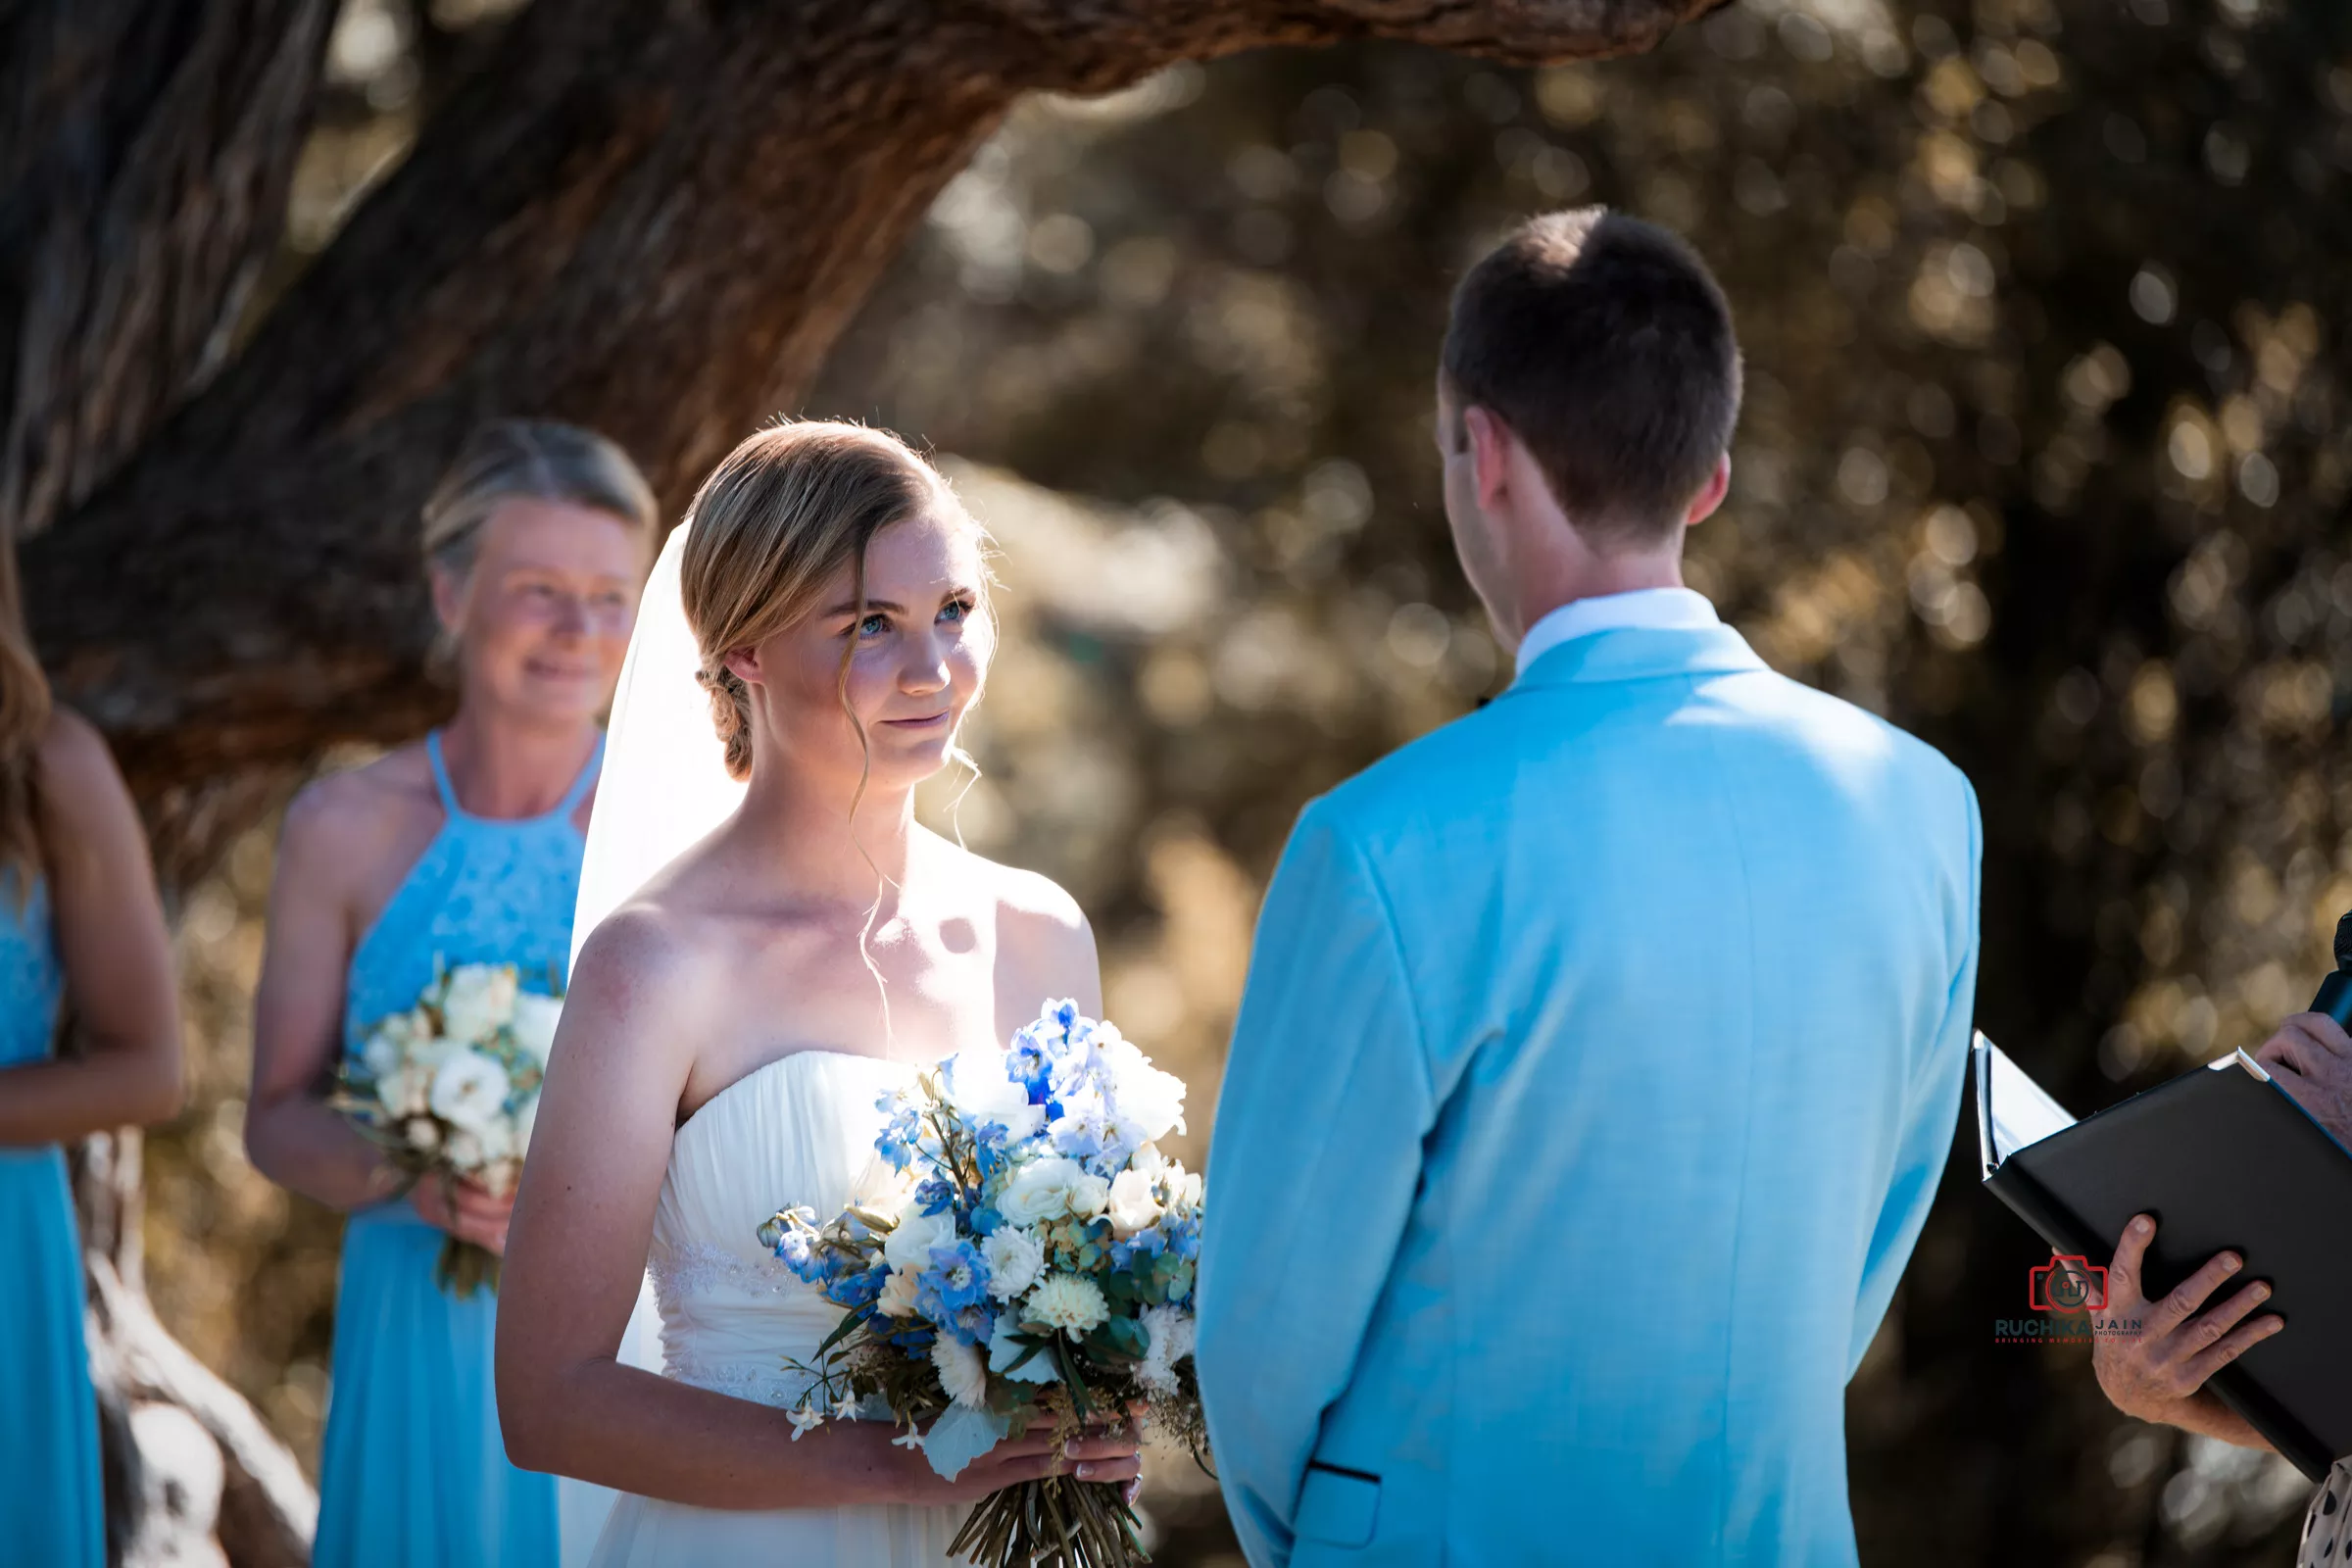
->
[[405, 1116, 440, 1152], [1176, 1170, 1203, 1209], [428, 1049, 513, 1139], [440, 963, 519, 1046], [882, 1200, 956, 1273], [931, 1333, 989, 1408], [942, 1047, 1045, 1139], [1129, 1143, 1169, 1183], [382, 1060, 433, 1118], [1103, 1169, 1162, 1237], [510, 992, 564, 1064], [878, 1267, 922, 1318], [998, 1156, 1088, 1227], [1100, 1037, 1187, 1143], [981, 1227, 1045, 1301], [1069, 1174, 1110, 1219]]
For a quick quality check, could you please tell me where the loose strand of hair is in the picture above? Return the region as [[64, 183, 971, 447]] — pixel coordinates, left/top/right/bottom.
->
[[836, 550, 897, 1052]]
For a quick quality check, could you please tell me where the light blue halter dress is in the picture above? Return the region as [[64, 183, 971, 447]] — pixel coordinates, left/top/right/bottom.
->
[[0, 876, 101, 1567], [312, 731, 601, 1568]]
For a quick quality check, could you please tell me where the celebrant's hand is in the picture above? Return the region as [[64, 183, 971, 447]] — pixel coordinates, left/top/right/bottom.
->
[[2088, 1215, 2280, 1445], [411, 1174, 514, 1254], [2254, 1012, 2352, 1145]]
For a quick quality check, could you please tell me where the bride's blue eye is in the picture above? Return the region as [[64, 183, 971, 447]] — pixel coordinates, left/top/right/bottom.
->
[[858, 612, 890, 638], [939, 598, 972, 624]]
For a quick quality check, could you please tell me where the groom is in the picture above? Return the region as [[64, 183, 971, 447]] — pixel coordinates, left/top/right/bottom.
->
[[1196, 209, 1982, 1566]]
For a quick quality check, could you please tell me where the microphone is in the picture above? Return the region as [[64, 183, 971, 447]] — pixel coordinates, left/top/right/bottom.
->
[[2310, 911, 2352, 1030]]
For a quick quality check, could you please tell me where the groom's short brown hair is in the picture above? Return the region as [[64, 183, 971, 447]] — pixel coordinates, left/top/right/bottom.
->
[[1442, 209, 1741, 548]]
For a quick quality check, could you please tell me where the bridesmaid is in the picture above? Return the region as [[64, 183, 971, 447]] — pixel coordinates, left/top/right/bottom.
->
[[244, 420, 657, 1567], [0, 537, 183, 1567]]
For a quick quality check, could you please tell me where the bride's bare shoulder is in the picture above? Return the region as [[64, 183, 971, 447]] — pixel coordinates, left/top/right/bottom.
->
[[938, 840, 1101, 1004], [565, 892, 732, 1029]]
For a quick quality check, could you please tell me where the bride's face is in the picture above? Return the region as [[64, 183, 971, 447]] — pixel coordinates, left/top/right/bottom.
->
[[728, 510, 994, 794]]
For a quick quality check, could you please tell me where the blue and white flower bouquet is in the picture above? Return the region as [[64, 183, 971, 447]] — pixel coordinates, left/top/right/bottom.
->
[[758, 1000, 1207, 1568]]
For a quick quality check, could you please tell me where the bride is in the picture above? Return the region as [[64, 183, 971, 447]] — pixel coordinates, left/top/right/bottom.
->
[[497, 420, 1143, 1564]]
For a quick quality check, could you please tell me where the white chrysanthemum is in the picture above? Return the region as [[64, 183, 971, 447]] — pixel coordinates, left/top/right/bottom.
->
[[1024, 1273, 1109, 1340], [428, 1049, 512, 1139], [982, 1227, 1046, 1301], [439, 963, 519, 1046], [1137, 1304, 1197, 1394], [510, 992, 564, 1063], [931, 1333, 990, 1408]]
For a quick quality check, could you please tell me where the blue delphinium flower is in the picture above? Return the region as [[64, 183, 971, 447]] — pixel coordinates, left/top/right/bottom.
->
[[824, 1264, 886, 1311], [916, 1240, 991, 1325], [773, 1225, 817, 1280], [949, 1301, 998, 1348], [876, 1090, 923, 1171], [914, 1176, 956, 1217]]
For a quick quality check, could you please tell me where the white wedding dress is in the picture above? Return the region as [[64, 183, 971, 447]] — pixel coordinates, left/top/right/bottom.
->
[[586, 1050, 968, 1566]]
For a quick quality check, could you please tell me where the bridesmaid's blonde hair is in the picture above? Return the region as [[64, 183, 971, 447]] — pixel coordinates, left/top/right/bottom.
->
[[421, 419, 660, 583], [677, 419, 987, 784]]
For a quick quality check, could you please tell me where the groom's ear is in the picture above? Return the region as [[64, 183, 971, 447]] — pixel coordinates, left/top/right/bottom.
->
[[1462, 405, 1516, 514], [1683, 453, 1732, 528]]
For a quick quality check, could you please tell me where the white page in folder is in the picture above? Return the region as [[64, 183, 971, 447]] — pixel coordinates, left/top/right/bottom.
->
[[1978, 1033, 2078, 1165]]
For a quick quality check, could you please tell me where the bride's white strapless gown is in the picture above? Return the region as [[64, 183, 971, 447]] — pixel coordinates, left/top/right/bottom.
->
[[586, 1050, 968, 1566]]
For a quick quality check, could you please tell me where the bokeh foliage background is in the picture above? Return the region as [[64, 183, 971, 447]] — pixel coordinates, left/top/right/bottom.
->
[[140, 0, 2351, 1561]]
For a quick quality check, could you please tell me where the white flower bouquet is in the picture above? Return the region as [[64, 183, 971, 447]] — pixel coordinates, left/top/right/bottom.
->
[[760, 1000, 1208, 1568], [334, 960, 561, 1297]]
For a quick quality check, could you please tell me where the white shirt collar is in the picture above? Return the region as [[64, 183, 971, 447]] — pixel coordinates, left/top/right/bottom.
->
[[1513, 587, 1721, 677]]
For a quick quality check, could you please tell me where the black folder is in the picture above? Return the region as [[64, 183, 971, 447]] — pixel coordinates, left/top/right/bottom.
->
[[1974, 1032, 2352, 1481]]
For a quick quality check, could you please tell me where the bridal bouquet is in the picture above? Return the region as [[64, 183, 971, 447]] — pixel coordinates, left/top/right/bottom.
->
[[333, 960, 561, 1297], [759, 1000, 1207, 1568]]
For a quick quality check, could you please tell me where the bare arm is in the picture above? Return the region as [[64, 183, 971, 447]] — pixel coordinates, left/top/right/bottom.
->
[[498, 907, 1134, 1503], [243, 779, 407, 1211], [0, 711, 183, 1143]]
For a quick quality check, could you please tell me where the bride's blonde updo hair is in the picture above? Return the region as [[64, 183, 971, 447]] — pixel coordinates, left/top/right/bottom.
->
[[678, 420, 980, 781]]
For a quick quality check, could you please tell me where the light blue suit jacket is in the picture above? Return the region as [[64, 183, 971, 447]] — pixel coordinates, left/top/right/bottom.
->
[[1196, 622, 1981, 1567]]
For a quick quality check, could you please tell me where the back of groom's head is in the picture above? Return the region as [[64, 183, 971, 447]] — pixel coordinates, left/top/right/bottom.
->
[[1442, 209, 1741, 549]]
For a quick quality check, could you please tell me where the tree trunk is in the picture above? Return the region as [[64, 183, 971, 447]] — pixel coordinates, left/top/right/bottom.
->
[[22, 0, 1721, 881], [8, 2, 1717, 1563]]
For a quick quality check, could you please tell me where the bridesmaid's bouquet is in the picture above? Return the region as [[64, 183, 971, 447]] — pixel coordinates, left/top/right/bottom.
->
[[334, 960, 561, 1297], [760, 1000, 1208, 1568]]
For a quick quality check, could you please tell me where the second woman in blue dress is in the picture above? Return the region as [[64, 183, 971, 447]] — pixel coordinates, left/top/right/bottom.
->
[[244, 419, 657, 1568]]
